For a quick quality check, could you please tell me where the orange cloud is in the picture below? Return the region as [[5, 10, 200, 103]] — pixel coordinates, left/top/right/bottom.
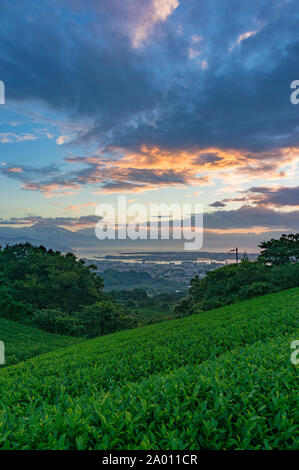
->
[[65, 203, 97, 212], [6, 144, 299, 197], [22, 182, 80, 198], [6, 167, 23, 173]]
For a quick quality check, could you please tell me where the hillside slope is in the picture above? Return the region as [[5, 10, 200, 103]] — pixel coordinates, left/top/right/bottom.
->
[[0, 318, 82, 366], [0, 288, 298, 449]]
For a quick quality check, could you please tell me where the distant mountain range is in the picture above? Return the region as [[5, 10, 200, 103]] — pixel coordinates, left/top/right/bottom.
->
[[0, 223, 93, 252], [0, 222, 275, 255], [0, 223, 184, 254]]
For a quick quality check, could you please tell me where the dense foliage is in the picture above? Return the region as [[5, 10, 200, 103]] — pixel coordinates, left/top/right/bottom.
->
[[0, 243, 103, 312], [0, 317, 81, 366], [179, 261, 299, 313], [109, 289, 184, 324], [258, 233, 299, 265], [0, 288, 297, 449], [176, 233, 299, 314], [0, 244, 137, 337]]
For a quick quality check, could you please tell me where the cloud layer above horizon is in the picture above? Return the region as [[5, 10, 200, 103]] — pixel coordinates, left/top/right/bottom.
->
[[0, 0, 299, 249]]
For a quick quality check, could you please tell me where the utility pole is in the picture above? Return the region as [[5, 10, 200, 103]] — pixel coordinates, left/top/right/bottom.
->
[[229, 248, 239, 264]]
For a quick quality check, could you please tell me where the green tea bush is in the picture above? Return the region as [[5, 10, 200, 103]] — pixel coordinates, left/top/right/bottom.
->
[[0, 317, 81, 366], [0, 288, 298, 449]]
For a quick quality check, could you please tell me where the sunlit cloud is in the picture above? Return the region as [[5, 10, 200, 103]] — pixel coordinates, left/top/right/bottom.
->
[[56, 135, 73, 145], [22, 182, 81, 198], [65, 203, 97, 212], [2, 145, 299, 197], [5, 167, 23, 173], [132, 0, 180, 47], [229, 23, 265, 51]]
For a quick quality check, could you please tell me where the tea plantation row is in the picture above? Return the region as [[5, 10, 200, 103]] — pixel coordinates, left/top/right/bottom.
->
[[0, 288, 298, 449], [0, 317, 81, 366]]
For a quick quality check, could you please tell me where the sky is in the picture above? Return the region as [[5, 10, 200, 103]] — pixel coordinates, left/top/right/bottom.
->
[[0, 0, 299, 252]]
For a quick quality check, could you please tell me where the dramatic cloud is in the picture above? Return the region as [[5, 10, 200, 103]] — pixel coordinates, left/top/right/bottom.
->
[[246, 185, 299, 207], [1, 0, 299, 248], [1, 0, 298, 156], [2, 146, 298, 196], [211, 185, 299, 209], [204, 205, 299, 231]]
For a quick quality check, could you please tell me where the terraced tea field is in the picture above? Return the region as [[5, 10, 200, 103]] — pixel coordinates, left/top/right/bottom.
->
[[0, 288, 298, 449], [0, 317, 81, 366]]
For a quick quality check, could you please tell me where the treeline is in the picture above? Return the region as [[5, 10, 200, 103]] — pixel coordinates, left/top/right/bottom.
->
[[175, 234, 299, 315], [0, 243, 138, 337]]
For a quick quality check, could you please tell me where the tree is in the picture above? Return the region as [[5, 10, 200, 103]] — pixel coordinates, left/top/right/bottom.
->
[[0, 243, 138, 338], [258, 234, 299, 265], [0, 243, 104, 314], [77, 301, 138, 337]]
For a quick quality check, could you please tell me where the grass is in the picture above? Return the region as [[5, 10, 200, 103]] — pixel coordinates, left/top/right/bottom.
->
[[0, 317, 82, 366], [0, 288, 298, 449]]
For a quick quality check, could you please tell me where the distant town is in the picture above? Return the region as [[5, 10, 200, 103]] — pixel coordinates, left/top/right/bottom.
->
[[85, 251, 258, 292]]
